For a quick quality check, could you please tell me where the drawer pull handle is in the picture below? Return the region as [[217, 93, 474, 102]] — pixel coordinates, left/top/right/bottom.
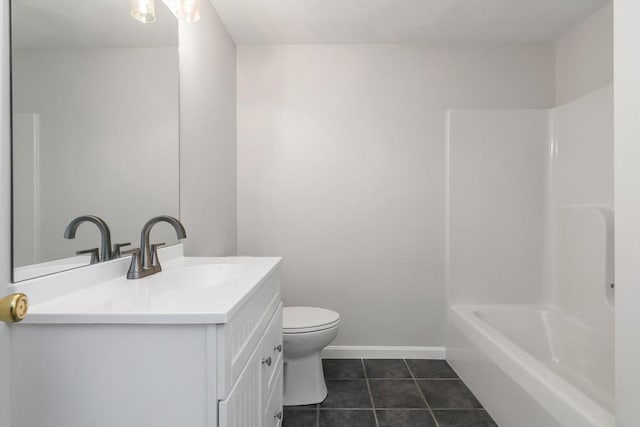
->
[[274, 344, 282, 353], [274, 411, 283, 420], [262, 357, 272, 367]]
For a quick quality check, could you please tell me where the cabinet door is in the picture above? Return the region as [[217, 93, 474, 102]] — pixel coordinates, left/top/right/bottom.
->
[[262, 304, 283, 400], [218, 339, 263, 427]]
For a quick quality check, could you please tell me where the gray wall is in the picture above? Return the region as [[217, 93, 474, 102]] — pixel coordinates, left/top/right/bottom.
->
[[179, 1, 237, 256], [237, 44, 555, 347]]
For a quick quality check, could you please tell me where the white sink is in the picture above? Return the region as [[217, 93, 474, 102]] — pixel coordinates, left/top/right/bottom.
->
[[12, 246, 282, 324], [145, 263, 243, 290]]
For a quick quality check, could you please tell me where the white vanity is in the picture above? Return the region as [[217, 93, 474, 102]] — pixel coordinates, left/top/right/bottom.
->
[[9, 245, 283, 427]]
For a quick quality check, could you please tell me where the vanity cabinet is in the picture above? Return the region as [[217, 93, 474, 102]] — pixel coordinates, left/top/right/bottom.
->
[[10, 255, 283, 427]]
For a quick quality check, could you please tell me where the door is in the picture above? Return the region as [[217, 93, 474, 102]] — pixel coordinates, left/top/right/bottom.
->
[[1, 1, 12, 426], [0, 321, 10, 427], [615, 1, 640, 424]]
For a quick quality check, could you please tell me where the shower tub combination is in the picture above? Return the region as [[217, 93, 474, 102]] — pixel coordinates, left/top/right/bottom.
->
[[447, 305, 614, 427]]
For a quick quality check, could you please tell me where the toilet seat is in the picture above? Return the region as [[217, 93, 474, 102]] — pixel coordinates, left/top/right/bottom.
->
[[283, 306, 341, 334]]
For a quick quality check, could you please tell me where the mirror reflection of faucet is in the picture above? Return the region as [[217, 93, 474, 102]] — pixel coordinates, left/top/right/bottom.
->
[[75, 248, 100, 265], [64, 215, 131, 263], [126, 215, 187, 280]]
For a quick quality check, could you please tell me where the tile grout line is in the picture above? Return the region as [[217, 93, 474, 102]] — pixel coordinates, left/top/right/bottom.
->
[[341, 377, 458, 381], [313, 407, 488, 411], [361, 359, 380, 427], [428, 408, 488, 411], [403, 359, 440, 427]]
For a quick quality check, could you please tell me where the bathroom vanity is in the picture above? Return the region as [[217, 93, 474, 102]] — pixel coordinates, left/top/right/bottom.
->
[[9, 246, 283, 427]]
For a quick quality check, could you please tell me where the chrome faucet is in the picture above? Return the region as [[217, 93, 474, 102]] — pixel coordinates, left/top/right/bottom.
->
[[127, 215, 187, 279], [64, 215, 114, 262]]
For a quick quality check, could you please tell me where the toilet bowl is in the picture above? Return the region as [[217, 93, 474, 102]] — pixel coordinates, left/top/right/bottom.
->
[[282, 306, 341, 406]]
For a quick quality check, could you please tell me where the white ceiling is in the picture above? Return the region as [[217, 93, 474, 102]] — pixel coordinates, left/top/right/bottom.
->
[[12, 0, 178, 49], [210, 0, 609, 44]]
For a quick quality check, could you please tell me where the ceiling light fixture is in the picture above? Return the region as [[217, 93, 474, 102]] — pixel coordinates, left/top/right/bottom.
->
[[130, 0, 157, 24], [162, 0, 201, 23]]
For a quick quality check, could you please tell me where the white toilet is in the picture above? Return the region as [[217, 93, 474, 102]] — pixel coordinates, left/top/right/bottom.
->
[[282, 306, 341, 406]]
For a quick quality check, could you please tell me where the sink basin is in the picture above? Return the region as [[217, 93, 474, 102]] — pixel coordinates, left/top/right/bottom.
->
[[145, 264, 243, 290]]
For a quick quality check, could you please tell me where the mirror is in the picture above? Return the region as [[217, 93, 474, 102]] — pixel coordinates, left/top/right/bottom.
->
[[11, 0, 181, 281]]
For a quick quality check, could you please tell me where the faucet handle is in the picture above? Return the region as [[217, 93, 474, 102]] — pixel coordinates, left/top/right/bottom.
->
[[112, 242, 132, 258], [76, 248, 99, 264], [150, 242, 166, 267], [121, 247, 139, 256]]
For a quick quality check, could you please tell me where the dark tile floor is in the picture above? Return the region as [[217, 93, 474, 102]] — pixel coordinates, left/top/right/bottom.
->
[[283, 359, 498, 427]]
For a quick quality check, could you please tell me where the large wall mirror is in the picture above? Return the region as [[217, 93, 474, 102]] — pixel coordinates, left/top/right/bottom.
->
[[11, 0, 181, 281]]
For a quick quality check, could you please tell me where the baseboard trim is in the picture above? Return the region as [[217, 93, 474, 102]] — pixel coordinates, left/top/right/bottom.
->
[[321, 346, 446, 359]]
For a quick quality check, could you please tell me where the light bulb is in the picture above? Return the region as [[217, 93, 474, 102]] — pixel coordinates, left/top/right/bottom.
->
[[163, 0, 201, 23], [177, 0, 200, 23], [130, 0, 157, 24]]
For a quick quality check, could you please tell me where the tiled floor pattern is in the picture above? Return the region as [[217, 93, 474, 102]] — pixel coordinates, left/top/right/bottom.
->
[[283, 359, 498, 427]]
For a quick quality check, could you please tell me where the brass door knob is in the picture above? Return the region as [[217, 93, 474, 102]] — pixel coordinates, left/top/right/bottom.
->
[[0, 293, 28, 323]]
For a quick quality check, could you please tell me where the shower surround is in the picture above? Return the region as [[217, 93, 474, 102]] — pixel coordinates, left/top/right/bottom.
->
[[446, 87, 614, 427]]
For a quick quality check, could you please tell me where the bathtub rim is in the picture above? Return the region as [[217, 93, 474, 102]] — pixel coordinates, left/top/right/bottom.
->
[[448, 304, 615, 427]]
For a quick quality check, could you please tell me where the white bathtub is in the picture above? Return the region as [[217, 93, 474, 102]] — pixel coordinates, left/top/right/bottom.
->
[[447, 305, 614, 427]]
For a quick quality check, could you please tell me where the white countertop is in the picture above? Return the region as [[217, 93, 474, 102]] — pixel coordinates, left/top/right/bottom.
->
[[12, 246, 281, 325]]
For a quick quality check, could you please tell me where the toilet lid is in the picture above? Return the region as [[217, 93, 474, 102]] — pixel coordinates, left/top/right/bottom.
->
[[283, 307, 341, 333]]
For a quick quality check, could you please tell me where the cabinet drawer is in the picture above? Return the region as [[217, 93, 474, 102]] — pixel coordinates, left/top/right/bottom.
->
[[262, 304, 283, 398], [263, 363, 283, 427]]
